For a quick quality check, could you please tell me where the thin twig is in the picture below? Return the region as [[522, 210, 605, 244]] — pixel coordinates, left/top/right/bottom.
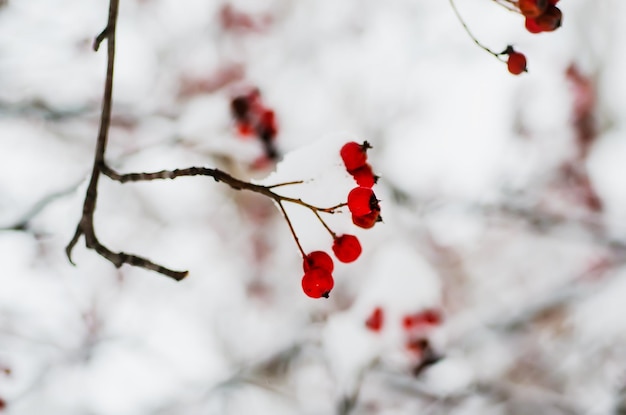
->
[[312, 209, 337, 239], [491, 0, 520, 13], [448, 0, 506, 61], [267, 180, 305, 189], [0, 181, 83, 231], [277, 201, 306, 258]]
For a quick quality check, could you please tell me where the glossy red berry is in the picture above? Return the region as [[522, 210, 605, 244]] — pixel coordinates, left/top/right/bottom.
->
[[301, 268, 334, 298], [365, 307, 384, 332], [507, 52, 527, 75], [340, 141, 371, 171], [519, 0, 547, 18], [347, 187, 379, 216], [303, 251, 334, 273], [352, 210, 381, 229], [332, 234, 362, 263], [534, 5, 562, 32], [350, 164, 377, 188]]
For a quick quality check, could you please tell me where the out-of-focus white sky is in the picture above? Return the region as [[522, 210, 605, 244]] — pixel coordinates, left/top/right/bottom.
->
[[1, 0, 626, 414]]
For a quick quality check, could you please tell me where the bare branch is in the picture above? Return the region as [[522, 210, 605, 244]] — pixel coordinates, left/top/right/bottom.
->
[[67, 0, 347, 281], [66, 0, 187, 281]]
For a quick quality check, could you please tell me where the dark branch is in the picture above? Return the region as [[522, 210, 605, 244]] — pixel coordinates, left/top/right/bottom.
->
[[100, 163, 346, 214], [66, 0, 187, 281], [67, 0, 345, 281]]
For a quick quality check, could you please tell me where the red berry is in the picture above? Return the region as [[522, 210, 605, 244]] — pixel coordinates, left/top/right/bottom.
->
[[507, 52, 527, 75], [402, 309, 443, 329], [352, 210, 381, 229], [332, 234, 362, 263], [236, 122, 254, 136], [349, 164, 377, 188], [340, 141, 371, 171], [548, 0, 559, 5], [303, 251, 334, 273], [256, 109, 278, 140], [347, 187, 379, 216], [365, 307, 384, 332], [422, 308, 443, 325], [301, 268, 334, 298], [402, 315, 414, 330], [525, 16, 544, 33], [534, 5, 562, 32], [519, 0, 548, 18]]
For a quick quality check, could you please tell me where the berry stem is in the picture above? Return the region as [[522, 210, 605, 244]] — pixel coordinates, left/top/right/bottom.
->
[[448, 0, 507, 62], [277, 201, 306, 258], [267, 180, 305, 189], [312, 209, 337, 239], [491, 0, 520, 13], [278, 196, 346, 214]]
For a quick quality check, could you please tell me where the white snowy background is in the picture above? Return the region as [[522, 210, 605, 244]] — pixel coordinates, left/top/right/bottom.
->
[[1, 0, 626, 414]]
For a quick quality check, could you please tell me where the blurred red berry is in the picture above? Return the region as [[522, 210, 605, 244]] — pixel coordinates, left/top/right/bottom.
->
[[332, 234, 362, 263], [548, 0, 559, 4], [422, 309, 443, 325], [365, 307, 384, 332], [301, 268, 334, 298], [350, 164, 377, 188], [352, 210, 381, 229], [507, 52, 527, 75], [340, 141, 371, 171], [303, 251, 334, 273], [256, 109, 278, 140], [403, 309, 443, 329], [405, 338, 428, 355], [534, 5, 562, 32], [347, 187, 379, 216], [519, 0, 548, 18], [402, 314, 417, 329], [525, 16, 544, 33], [236, 122, 254, 136]]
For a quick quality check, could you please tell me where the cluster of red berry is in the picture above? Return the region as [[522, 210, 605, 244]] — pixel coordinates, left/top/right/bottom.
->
[[299, 141, 382, 299], [301, 236, 362, 298], [520, 0, 562, 34], [363, 306, 442, 373], [502, 0, 563, 76], [403, 308, 443, 372], [402, 308, 443, 330], [230, 89, 279, 160], [342, 142, 382, 229], [363, 307, 442, 334]]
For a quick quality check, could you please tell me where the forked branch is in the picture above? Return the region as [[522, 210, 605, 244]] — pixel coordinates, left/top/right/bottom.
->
[[66, 0, 345, 281]]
